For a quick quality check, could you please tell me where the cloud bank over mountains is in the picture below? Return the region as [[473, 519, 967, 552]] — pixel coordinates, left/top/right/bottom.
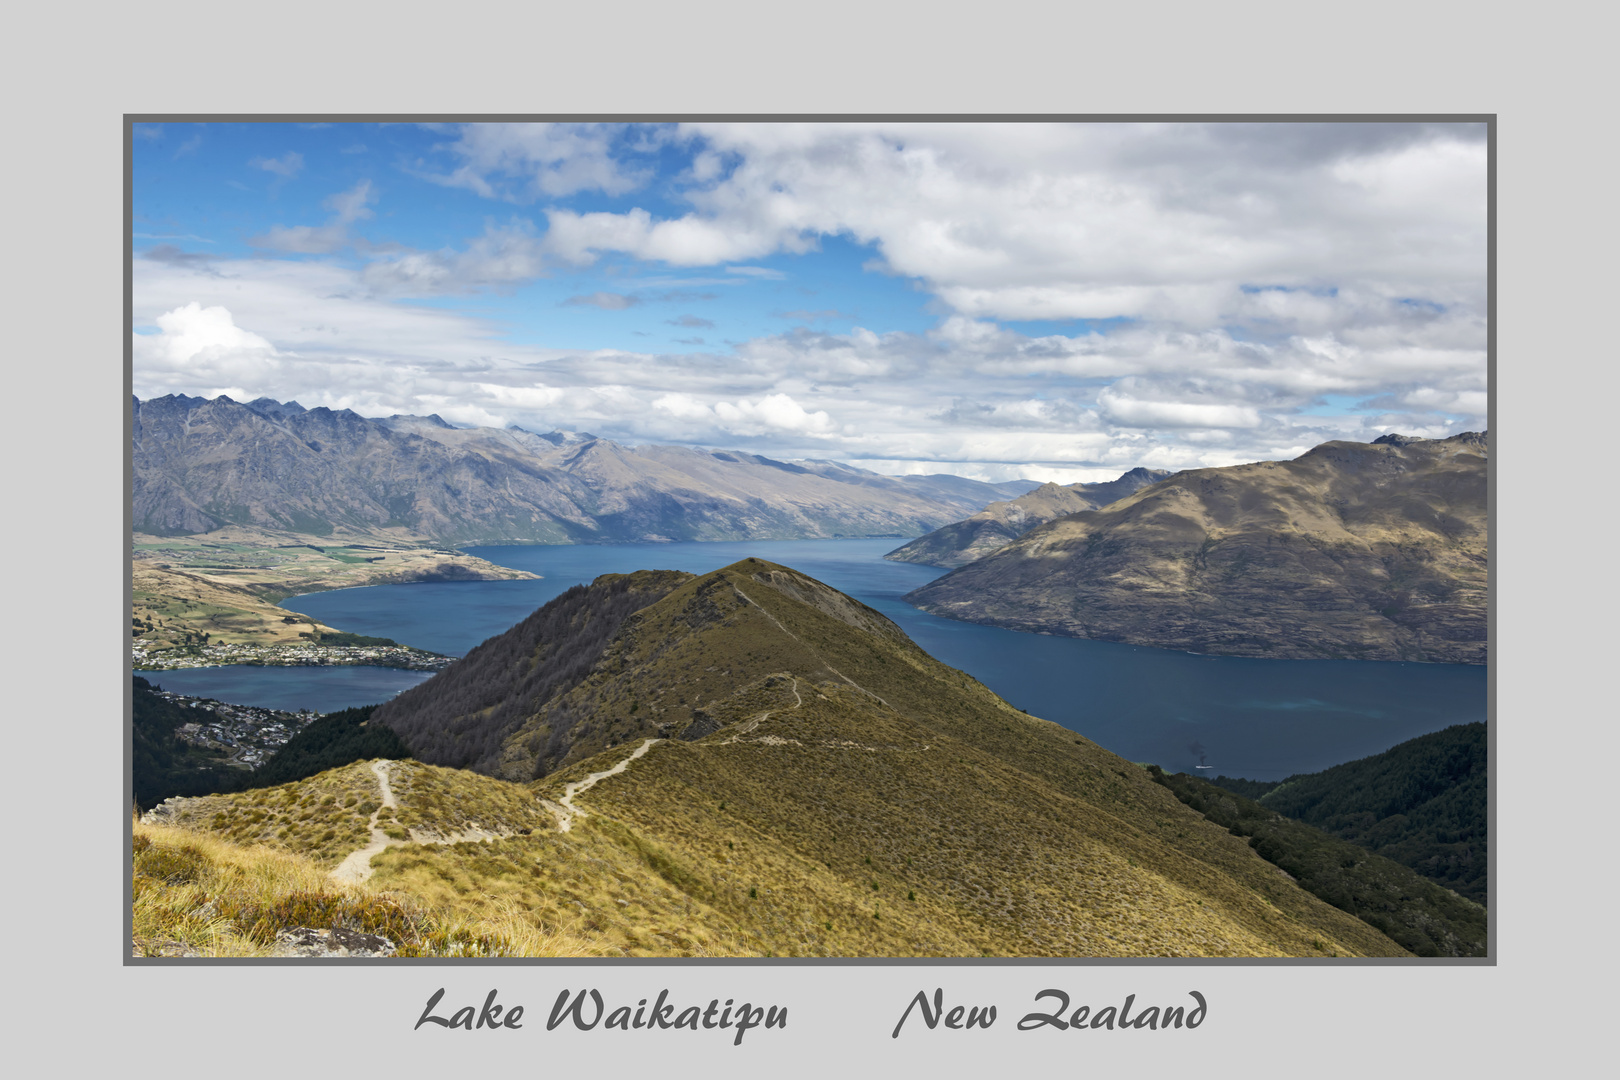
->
[[133, 121, 1486, 483]]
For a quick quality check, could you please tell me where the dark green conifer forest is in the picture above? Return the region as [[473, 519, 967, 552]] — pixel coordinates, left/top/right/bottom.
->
[[1206, 723, 1486, 902], [1149, 766, 1487, 957], [132, 676, 246, 810]]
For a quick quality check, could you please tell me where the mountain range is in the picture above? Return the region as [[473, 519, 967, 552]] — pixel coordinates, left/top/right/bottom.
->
[[133, 395, 1033, 546], [905, 432, 1488, 663]]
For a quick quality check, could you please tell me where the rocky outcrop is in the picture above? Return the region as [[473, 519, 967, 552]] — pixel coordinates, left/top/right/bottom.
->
[[272, 926, 397, 957]]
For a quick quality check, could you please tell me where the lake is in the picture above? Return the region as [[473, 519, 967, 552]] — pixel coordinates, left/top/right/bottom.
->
[[151, 538, 1487, 781], [138, 664, 436, 714]]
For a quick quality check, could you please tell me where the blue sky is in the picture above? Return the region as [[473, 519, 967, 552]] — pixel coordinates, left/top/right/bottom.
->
[[132, 121, 1487, 482]]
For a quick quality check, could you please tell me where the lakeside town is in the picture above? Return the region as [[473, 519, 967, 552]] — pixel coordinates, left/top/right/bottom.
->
[[139, 682, 317, 769], [132, 640, 455, 672]]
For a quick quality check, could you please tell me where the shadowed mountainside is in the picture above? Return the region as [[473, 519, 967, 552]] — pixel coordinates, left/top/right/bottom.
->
[[905, 432, 1488, 663], [886, 467, 1171, 568], [373, 570, 695, 776]]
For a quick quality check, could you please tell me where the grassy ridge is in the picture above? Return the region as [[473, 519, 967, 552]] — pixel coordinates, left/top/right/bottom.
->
[[427, 560, 1420, 955], [132, 818, 589, 957]]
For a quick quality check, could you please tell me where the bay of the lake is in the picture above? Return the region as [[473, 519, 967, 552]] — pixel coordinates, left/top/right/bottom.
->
[[160, 537, 1484, 781], [141, 664, 436, 714]]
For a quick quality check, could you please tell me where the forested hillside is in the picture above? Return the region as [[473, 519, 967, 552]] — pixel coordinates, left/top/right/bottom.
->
[[135, 682, 414, 810], [1208, 723, 1486, 902], [1150, 767, 1486, 956], [133, 677, 246, 809], [244, 706, 412, 789]]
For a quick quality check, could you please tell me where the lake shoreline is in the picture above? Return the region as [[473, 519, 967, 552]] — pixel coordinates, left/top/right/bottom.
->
[[262, 539, 1486, 782], [132, 641, 453, 672]]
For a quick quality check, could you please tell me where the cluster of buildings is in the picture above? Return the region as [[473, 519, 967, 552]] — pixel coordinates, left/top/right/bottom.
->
[[132, 640, 454, 672], [154, 690, 317, 769]]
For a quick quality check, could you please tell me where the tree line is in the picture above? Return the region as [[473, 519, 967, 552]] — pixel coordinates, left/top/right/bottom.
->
[[1149, 765, 1487, 957]]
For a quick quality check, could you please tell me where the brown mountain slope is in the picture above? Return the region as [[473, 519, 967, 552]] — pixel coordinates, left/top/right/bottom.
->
[[133, 394, 1030, 545], [906, 432, 1488, 662], [886, 467, 1172, 568], [347, 557, 1415, 956]]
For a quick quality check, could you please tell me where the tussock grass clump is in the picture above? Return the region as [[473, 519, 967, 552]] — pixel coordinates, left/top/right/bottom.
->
[[365, 824, 752, 958], [150, 761, 384, 866], [386, 761, 550, 837], [132, 819, 590, 958]]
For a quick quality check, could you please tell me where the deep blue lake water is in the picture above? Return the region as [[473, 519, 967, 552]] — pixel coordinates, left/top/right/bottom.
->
[[151, 538, 1486, 781], [140, 664, 436, 714]]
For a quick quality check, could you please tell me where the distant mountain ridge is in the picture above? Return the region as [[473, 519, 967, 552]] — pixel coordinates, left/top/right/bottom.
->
[[132, 395, 1034, 546], [885, 466, 1173, 568], [906, 432, 1488, 663]]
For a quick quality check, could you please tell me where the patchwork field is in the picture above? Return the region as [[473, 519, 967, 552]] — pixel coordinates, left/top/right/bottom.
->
[[131, 525, 536, 656]]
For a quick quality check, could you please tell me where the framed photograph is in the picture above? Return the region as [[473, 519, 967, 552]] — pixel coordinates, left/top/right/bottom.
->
[[129, 119, 1490, 973]]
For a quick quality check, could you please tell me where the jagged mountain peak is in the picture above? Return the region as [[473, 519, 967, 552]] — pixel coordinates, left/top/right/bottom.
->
[[245, 397, 308, 421]]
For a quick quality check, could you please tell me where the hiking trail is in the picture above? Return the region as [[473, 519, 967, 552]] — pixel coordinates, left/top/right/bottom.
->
[[540, 738, 660, 832]]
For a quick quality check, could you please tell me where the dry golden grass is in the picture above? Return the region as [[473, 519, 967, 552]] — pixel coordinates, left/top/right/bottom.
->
[[542, 691, 1384, 958], [365, 824, 755, 958], [133, 564, 341, 648], [132, 817, 594, 958], [387, 761, 553, 838], [151, 761, 393, 867]]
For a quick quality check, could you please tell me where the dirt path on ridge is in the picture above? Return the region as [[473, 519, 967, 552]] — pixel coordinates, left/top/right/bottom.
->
[[329, 760, 403, 884], [540, 738, 660, 832]]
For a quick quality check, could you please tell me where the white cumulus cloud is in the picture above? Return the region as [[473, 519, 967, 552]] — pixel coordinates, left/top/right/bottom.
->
[[135, 302, 277, 366]]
